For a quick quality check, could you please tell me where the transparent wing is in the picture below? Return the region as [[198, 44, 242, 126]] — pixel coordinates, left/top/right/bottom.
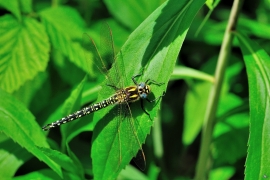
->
[[82, 33, 108, 76], [99, 22, 122, 88], [122, 103, 146, 171], [99, 22, 115, 70]]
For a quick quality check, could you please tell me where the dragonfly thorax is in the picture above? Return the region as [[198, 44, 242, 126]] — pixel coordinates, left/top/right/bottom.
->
[[118, 83, 151, 104]]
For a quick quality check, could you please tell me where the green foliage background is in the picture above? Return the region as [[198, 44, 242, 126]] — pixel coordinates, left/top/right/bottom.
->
[[0, 0, 270, 180]]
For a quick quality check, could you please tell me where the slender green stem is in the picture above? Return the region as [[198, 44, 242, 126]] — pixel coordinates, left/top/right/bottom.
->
[[194, 0, 243, 179]]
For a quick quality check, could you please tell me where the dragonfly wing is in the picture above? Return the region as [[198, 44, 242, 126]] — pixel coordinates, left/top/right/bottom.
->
[[123, 103, 146, 171], [100, 22, 115, 69], [99, 22, 123, 88], [82, 33, 109, 76]]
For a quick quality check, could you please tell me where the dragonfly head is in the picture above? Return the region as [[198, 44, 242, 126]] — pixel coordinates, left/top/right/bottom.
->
[[138, 82, 151, 99]]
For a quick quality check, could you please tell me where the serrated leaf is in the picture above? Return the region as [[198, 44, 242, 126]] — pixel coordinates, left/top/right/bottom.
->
[[39, 6, 93, 76], [0, 89, 62, 177], [37, 146, 83, 179], [235, 31, 270, 179], [0, 0, 21, 21], [0, 15, 49, 93], [91, 0, 206, 179]]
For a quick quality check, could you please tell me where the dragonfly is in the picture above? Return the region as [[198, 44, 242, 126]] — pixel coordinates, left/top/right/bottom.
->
[[42, 22, 165, 171]]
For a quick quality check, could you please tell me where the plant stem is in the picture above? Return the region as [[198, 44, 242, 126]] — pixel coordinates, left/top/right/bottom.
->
[[194, 0, 243, 179]]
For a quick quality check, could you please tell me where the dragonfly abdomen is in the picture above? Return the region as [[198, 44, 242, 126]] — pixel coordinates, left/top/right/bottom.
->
[[42, 95, 119, 131], [42, 84, 149, 131]]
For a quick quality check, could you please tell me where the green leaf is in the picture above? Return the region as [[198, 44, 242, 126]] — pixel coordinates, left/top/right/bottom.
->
[[183, 61, 245, 146], [104, 0, 166, 29], [118, 165, 148, 180], [0, 89, 62, 177], [0, 0, 21, 21], [52, 50, 86, 86], [37, 146, 83, 179], [171, 66, 214, 82], [238, 17, 270, 39], [234, 31, 270, 179], [39, 6, 92, 76], [183, 82, 211, 145], [214, 94, 248, 138], [13, 169, 80, 180], [0, 138, 32, 179], [187, 18, 226, 45], [209, 166, 235, 180], [91, 0, 206, 179], [0, 15, 49, 93], [213, 127, 248, 165], [12, 72, 48, 107], [19, 0, 32, 13]]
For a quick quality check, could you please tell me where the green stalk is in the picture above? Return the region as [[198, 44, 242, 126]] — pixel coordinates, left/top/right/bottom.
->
[[194, 0, 243, 179]]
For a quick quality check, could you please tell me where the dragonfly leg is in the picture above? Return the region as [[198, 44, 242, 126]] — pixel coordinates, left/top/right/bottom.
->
[[146, 91, 166, 103], [140, 91, 165, 120], [106, 84, 119, 90], [140, 99, 150, 117], [145, 79, 165, 86], [132, 71, 165, 87], [132, 74, 143, 85]]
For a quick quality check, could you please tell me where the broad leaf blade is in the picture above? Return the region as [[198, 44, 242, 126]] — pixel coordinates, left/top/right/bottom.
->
[[13, 169, 80, 180], [39, 6, 92, 76], [0, 15, 49, 93], [0, 89, 62, 177], [184, 82, 211, 145], [92, 0, 206, 179], [0, 138, 32, 179], [0, 1, 21, 21], [235, 31, 270, 179], [37, 146, 83, 178]]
